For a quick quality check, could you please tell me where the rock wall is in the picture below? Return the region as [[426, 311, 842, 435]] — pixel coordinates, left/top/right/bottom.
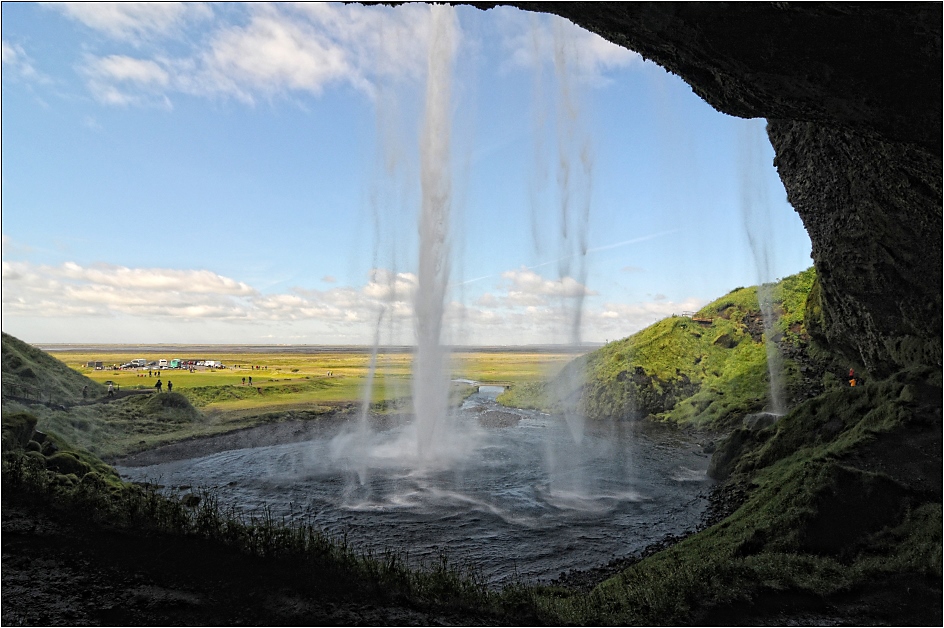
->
[[496, 2, 942, 375], [769, 120, 941, 376]]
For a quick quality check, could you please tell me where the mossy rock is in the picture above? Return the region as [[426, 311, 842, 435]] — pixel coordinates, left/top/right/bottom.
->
[[51, 472, 80, 488], [1, 412, 38, 452], [708, 428, 761, 480], [25, 440, 42, 453], [24, 450, 47, 468], [45, 452, 90, 477], [800, 464, 911, 555], [143, 392, 201, 421], [79, 471, 107, 489], [40, 432, 120, 482]]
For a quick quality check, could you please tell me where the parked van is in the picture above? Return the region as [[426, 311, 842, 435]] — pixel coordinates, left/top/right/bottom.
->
[[158, 359, 168, 368], [131, 358, 147, 367]]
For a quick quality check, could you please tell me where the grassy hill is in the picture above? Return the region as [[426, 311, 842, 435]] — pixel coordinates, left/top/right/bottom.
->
[[500, 268, 833, 430], [536, 364, 941, 624], [1, 332, 213, 458], [2, 331, 106, 403]]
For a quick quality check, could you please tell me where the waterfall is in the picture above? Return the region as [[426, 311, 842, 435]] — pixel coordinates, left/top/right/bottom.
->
[[739, 120, 785, 415], [412, 5, 457, 460]]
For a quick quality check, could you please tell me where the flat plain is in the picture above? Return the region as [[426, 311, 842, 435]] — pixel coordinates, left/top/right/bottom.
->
[[47, 346, 580, 413]]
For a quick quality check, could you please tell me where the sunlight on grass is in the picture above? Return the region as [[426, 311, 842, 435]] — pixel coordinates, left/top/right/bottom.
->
[[51, 349, 578, 412]]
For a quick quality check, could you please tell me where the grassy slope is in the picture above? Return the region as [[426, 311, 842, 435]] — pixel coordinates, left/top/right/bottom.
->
[[2, 333, 225, 457], [500, 266, 940, 622], [3, 336, 565, 458], [500, 268, 819, 430], [2, 331, 106, 403], [535, 366, 942, 624]]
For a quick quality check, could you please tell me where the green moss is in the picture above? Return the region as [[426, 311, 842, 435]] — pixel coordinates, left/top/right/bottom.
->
[[531, 367, 942, 624], [508, 268, 820, 430], [45, 452, 90, 477], [1, 411, 39, 451], [496, 381, 552, 412], [2, 332, 105, 402]]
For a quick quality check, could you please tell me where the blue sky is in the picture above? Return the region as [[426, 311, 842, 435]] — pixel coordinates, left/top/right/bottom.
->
[[1, 3, 812, 346]]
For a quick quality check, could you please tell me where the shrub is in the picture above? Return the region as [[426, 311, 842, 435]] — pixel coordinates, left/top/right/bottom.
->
[[45, 452, 90, 477], [2, 412, 38, 451]]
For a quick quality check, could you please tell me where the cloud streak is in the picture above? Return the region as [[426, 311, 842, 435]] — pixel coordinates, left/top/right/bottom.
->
[[53, 2, 212, 41], [48, 4, 638, 109], [1, 259, 702, 344]]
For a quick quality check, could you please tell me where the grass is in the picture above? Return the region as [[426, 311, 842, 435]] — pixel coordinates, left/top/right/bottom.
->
[[3, 278, 940, 625], [4, 341, 577, 458], [8, 364, 938, 625], [52, 349, 575, 413], [498, 268, 821, 431], [1, 445, 541, 622], [523, 366, 943, 624]]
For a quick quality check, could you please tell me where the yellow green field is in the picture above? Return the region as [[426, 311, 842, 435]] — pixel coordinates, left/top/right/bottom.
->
[[51, 349, 578, 415]]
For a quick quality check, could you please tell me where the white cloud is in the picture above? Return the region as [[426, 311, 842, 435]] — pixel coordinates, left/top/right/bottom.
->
[[2, 40, 32, 74], [75, 3, 437, 107], [1, 40, 45, 82], [0, 261, 418, 333], [1, 234, 34, 258], [52, 2, 212, 41], [84, 54, 173, 105], [196, 8, 351, 101], [90, 55, 170, 85], [361, 268, 417, 302], [68, 4, 633, 110], [293, 3, 433, 84], [495, 8, 640, 84], [500, 267, 596, 306], [1, 258, 706, 345], [57, 262, 257, 295]]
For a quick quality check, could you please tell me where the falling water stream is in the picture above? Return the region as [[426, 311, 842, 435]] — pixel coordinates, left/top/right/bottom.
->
[[739, 121, 786, 416], [118, 7, 716, 587], [412, 5, 456, 462]]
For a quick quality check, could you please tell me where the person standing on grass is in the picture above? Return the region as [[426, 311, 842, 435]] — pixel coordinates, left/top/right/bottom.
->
[[155, 379, 163, 393], [107, 382, 114, 398], [168, 381, 173, 393], [249, 376, 253, 386]]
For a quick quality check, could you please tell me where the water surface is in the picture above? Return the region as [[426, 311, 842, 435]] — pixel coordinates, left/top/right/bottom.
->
[[117, 388, 712, 584]]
